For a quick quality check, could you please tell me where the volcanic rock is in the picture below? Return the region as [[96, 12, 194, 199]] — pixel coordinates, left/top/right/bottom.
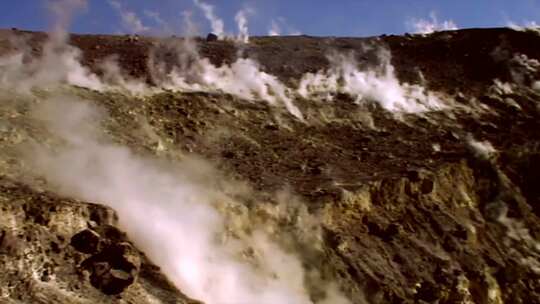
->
[[81, 242, 141, 295], [206, 33, 218, 42]]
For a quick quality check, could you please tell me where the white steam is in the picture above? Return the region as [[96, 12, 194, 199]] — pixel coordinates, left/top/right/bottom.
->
[[509, 53, 540, 85], [492, 49, 540, 90], [108, 0, 150, 34], [507, 20, 540, 32], [407, 11, 458, 34], [98, 55, 151, 94], [169, 57, 302, 119], [268, 18, 302, 36], [0, 0, 154, 95], [0, 32, 103, 92], [0, 21, 302, 118], [235, 8, 252, 43], [0, 0, 106, 93], [269, 20, 281, 36], [0, 32, 156, 95], [193, 0, 225, 38], [144, 10, 172, 34], [1, 0, 448, 122], [47, 0, 87, 35], [149, 36, 303, 119], [466, 135, 497, 160], [23, 95, 350, 304], [298, 50, 445, 113]]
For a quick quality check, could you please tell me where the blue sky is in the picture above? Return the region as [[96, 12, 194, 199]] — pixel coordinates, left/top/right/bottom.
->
[[0, 0, 539, 37]]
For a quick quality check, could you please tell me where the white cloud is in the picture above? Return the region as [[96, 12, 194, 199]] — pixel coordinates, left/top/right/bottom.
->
[[108, 0, 149, 34], [407, 11, 458, 34]]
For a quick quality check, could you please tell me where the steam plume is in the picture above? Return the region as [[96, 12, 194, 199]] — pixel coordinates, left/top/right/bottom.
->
[[298, 50, 445, 113], [235, 8, 253, 43], [193, 0, 225, 38], [269, 20, 281, 36], [23, 95, 349, 304], [148, 33, 303, 119], [144, 10, 173, 34], [407, 11, 458, 34], [507, 20, 540, 32], [108, 0, 150, 34], [0, 0, 104, 92], [47, 0, 88, 37], [268, 18, 302, 36]]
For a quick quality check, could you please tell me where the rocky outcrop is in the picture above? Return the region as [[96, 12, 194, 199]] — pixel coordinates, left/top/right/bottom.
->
[[0, 176, 198, 303], [320, 158, 540, 303], [72, 227, 141, 295]]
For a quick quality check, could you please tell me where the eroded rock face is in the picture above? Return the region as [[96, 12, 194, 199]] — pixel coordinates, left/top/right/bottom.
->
[[320, 158, 540, 303]]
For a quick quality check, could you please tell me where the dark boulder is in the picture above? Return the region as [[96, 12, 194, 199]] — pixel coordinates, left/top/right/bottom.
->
[[82, 242, 141, 295], [206, 33, 218, 42], [71, 226, 140, 295]]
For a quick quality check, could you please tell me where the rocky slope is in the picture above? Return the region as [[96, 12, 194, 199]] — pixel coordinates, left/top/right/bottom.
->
[[0, 27, 540, 303]]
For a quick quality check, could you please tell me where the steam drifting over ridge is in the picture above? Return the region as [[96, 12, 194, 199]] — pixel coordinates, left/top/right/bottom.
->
[[23, 95, 353, 304], [298, 50, 445, 113], [235, 8, 252, 43], [407, 11, 458, 34], [193, 0, 225, 38], [0, 0, 452, 120], [108, 0, 150, 34]]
